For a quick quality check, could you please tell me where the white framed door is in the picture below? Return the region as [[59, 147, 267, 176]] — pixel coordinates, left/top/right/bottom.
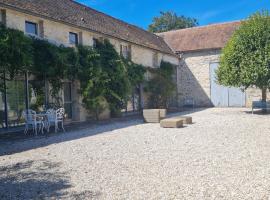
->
[[210, 63, 245, 107]]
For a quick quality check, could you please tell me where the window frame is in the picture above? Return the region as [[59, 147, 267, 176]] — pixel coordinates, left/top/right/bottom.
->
[[93, 38, 99, 48], [25, 21, 38, 36], [120, 44, 131, 59], [69, 32, 78, 45], [153, 52, 159, 67]]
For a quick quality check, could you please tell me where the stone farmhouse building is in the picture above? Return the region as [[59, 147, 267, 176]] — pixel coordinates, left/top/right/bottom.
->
[[159, 22, 270, 108], [0, 0, 266, 130], [0, 0, 178, 128]]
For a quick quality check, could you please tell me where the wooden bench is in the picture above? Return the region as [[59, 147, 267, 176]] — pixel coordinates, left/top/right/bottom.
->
[[160, 118, 184, 128], [173, 116, 192, 124], [252, 101, 270, 114]]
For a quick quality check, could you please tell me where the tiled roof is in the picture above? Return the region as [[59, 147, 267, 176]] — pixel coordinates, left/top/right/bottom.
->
[[0, 0, 175, 55], [157, 21, 241, 53]]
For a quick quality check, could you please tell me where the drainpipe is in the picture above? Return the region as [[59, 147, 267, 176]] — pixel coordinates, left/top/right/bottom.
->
[[25, 71, 29, 110], [3, 72, 8, 128], [176, 52, 183, 109]]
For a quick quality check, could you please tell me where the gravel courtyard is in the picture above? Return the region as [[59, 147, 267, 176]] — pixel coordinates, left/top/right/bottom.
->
[[1, 108, 270, 199]]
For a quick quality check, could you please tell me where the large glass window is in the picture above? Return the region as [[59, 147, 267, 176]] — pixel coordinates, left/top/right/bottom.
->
[[69, 32, 78, 45], [6, 76, 26, 127], [25, 21, 38, 36]]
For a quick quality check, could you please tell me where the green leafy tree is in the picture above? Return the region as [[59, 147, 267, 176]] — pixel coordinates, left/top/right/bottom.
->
[[145, 61, 176, 108], [148, 11, 198, 33], [216, 11, 270, 102]]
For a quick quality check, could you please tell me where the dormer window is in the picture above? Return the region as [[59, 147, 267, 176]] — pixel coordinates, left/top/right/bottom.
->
[[69, 32, 78, 45], [25, 21, 38, 36]]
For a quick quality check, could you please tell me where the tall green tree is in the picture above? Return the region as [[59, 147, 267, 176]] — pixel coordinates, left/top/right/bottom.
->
[[216, 11, 270, 102], [148, 11, 198, 33]]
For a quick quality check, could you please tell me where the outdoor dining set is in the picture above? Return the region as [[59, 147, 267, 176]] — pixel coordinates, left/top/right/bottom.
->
[[22, 108, 65, 135]]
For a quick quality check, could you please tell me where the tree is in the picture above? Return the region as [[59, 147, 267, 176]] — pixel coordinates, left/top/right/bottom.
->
[[148, 11, 198, 33], [216, 11, 270, 102]]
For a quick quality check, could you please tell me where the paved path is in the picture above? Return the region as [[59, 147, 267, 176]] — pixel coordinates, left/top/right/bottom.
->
[[1, 108, 270, 199]]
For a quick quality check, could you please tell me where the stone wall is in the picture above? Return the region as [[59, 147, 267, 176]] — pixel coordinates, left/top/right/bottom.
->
[[177, 49, 270, 108], [177, 49, 220, 107]]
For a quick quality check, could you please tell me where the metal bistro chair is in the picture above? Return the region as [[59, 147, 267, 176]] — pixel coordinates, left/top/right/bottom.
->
[[46, 108, 65, 133], [22, 109, 44, 135]]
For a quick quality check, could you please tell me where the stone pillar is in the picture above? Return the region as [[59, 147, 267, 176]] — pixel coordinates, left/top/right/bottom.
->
[[38, 20, 44, 38]]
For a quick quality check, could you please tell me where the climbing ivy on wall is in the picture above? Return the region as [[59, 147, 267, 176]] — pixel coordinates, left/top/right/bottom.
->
[[0, 24, 32, 91], [145, 61, 176, 109], [0, 24, 146, 118]]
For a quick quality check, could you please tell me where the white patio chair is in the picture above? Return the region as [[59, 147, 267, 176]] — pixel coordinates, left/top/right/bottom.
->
[[46, 108, 65, 133], [22, 109, 44, 135]]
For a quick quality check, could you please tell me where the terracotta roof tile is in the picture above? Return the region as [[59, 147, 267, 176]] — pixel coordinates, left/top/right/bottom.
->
[[157, 21, 241, 53], [0, 0, 175, 55]]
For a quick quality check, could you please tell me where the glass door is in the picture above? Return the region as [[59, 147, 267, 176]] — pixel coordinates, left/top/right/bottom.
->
[[63, 82, 72, 119]]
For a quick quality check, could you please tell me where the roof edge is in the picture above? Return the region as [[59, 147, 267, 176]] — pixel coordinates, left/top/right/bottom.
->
[[157, 20, 242, 35], [0, 2, 177, 57]]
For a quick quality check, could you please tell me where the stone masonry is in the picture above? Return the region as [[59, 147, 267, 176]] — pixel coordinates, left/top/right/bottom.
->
[[177, 49, 220, 107]]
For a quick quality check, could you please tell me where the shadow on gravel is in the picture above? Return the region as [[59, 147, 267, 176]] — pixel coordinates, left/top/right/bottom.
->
[[244, 110, 270, 115], [0, 109, 207, 156], [0, 159, 101, 200], [0, 116, 143, 156], [168, 108, 207, 118]]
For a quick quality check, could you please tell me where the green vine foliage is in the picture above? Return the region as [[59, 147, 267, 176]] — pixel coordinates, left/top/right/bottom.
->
[[217, 11, 270, 100], [0, 25, 147, 118], [0, 24, 32, 91], [145, 61, 176, 109], [77, 40, 146, 119]]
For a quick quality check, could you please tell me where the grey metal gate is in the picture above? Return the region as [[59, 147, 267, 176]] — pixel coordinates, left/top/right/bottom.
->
[[210, 63, 245, 107]]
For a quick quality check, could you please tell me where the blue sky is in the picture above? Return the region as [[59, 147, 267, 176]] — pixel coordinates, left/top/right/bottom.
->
[[78, 0, 270, 29]]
